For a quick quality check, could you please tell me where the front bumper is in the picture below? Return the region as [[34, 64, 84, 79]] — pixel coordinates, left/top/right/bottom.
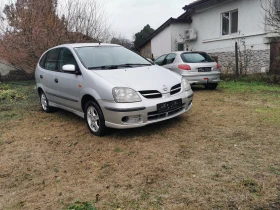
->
[[98, 90, 193, 129], [182, 71, 221, 84]]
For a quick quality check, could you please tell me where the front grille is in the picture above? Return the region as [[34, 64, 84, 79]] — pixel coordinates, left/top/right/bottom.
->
[[139, 90, 162, 99], [148, 104, 186, 121], [170, 83, 181, 95], [198, 67, 212, 72]]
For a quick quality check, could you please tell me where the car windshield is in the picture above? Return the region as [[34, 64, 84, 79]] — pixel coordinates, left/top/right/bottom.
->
[[75, 46, 151, 69], [180, 52, 214, 63]]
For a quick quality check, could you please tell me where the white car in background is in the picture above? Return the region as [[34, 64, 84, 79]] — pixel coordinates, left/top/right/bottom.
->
[[154, 51, 221, 90]]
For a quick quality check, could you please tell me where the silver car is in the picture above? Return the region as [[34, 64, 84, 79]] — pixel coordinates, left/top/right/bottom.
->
[[35, 43, 193, 136], [154, 51, 221, 89]]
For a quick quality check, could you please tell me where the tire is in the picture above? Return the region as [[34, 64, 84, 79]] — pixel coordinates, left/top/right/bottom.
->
[[40, 91, 53, 113], [204, 83, 218, 90], [85, 101, 107, 136]]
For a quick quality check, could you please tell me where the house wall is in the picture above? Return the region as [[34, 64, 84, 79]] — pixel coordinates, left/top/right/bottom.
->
[[139, 41, 152, 59], [151, 26, 172, 58], [170, 23, 190, 51], [188, 0, 270, 73]]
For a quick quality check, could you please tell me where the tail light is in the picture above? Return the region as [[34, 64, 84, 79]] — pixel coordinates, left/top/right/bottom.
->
[[178, 64, 191, 70], [216, 63, 221, 69]]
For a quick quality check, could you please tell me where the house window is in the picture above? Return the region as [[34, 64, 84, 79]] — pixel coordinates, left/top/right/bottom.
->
[[178, 43, 184, 51], [222, 10, 238, 35]]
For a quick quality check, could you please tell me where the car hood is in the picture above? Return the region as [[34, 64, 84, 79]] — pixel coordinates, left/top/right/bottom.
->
[[93, 65, 182, 93]]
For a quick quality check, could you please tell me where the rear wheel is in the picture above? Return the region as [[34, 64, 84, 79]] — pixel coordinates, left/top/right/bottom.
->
[[204, 83, 218, 90], [85, 101, 107, 136], [40, 91, 53, 112]]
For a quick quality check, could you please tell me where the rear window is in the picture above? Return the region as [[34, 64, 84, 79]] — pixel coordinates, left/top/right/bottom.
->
[[180, 52, 214, 63]]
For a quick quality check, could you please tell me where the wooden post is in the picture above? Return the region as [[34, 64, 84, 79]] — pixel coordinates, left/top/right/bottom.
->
[[235, 42, 239, 79]]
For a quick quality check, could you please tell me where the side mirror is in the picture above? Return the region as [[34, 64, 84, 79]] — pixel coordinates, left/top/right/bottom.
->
[[62, 64, 75, 72]]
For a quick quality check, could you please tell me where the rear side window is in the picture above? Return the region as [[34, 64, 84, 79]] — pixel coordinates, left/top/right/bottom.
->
[[39, 53, 47, 67], [181, 52, 214, 63], [44, 48, 60, 71]]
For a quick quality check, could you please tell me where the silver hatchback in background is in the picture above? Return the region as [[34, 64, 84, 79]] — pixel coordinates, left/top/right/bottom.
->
[[154, 51, 221, 90], [35, 43, 193, 136]]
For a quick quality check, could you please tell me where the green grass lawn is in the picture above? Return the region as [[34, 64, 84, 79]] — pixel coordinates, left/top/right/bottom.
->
[[0, 80, 38, 121]]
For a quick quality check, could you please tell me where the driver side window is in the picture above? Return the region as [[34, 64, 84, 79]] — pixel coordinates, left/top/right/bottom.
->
[[154, 54, 167, 66], [58, 48, 79, 72]]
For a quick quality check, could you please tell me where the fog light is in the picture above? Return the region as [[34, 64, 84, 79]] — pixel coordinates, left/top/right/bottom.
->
[[122, 115, 142, 124]]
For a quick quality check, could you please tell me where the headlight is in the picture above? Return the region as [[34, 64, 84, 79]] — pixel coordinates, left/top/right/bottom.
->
[[182, 77, 191, 91], [113, 87, 142, 103]]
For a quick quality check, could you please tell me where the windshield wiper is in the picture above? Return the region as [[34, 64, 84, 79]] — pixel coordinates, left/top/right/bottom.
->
[[121, 63, 152, 66], [88, 63, 151, 70], [88, 65, 125, 70]]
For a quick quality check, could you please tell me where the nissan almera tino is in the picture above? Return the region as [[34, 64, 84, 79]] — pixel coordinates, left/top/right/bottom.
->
[[35, 43, 194, 136]]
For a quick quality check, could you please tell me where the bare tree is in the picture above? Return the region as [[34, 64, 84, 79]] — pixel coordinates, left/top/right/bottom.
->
[[0, 0, 112, 73], [262, 0, 280, 34], [62, 0, 112, 43], [110, 35, 133, 49]]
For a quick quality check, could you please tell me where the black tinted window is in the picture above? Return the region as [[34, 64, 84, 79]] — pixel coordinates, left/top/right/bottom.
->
[[154, 54, 166, 66], [165, 53, 176, 64], [39, 53, 47, 67], [58, 48, 78, 72], [44, 48, 60, 71], [180, 52, 214, 63]]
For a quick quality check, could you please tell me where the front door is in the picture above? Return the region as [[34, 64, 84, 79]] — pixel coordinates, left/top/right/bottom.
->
[[52, 48, 83, 112]]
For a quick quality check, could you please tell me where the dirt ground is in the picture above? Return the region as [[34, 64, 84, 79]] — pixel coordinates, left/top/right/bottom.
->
[[0, 82, 280, 210]]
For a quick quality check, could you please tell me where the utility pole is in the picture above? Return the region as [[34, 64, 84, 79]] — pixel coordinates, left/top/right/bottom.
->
[[235, 42, 239, 80]]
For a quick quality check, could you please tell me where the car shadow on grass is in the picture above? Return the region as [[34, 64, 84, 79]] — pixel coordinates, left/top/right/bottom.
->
[[52, 107, 188, 139], [191, 84, 223, 92]]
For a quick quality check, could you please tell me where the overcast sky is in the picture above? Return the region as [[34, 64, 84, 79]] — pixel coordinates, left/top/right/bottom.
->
[[105, 0, 194, 40], [1, 0, 195, 40]]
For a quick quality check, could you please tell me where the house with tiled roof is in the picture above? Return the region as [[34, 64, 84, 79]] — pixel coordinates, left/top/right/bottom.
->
[[137, 0, 280, 74]]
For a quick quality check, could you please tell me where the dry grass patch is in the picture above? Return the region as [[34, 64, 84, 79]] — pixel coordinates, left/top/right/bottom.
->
[[0, 81, 280, 209]]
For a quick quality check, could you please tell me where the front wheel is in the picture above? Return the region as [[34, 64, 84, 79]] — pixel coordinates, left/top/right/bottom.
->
[[204, 83, 218, 90], [85, 101, 107, 136]]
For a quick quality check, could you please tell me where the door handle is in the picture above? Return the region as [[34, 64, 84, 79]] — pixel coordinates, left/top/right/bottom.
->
[[40, 75, 43, 79], [54, 78, 58, 83]]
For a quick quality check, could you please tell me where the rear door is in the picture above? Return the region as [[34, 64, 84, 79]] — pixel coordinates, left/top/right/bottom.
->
[[38, 48, 60, 103]]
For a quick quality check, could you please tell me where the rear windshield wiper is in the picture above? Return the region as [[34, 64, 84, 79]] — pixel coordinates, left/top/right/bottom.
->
[[88, 63, 151, 70]]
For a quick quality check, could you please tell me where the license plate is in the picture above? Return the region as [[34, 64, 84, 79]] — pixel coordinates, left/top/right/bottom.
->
[[157, 99, 182, 113], [198, 67, 211, 72]]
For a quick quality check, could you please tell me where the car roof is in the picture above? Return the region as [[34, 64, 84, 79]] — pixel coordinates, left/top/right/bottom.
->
[[170, 51, 207, 54], [53, 43, 120, 48]]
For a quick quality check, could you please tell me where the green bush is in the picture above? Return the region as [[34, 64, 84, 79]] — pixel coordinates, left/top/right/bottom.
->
[[0, 84, 11, 90], [0, 89, 26, 101]]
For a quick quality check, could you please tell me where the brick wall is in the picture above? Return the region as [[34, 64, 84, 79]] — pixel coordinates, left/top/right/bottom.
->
[[209, 49, 270, 74]]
